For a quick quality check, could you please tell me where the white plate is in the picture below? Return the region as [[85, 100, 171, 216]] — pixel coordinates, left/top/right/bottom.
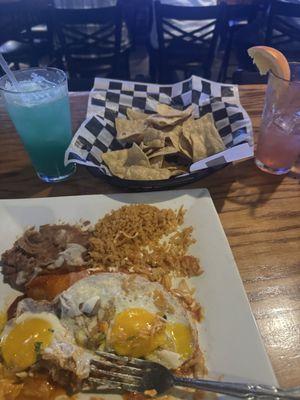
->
[[0, 189, 277, 399]]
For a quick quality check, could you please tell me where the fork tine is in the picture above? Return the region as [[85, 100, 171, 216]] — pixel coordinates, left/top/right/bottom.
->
[[84, 377, 140, 393], [91, 356, 143, 376], [90, 365, 142, 384], [96, 351, 147, 367], [82, 378, 122, 391]]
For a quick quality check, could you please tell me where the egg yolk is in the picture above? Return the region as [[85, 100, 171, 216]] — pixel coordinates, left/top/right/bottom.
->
[[110, 308, 166, 358], [165, 323, 193, 359], [1, 318, 53, 370]]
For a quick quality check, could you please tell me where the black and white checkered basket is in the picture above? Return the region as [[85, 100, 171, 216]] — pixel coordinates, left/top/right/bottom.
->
[[65, 75, 253, 190]]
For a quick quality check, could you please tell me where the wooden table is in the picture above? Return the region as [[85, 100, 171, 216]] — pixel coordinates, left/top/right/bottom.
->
[[0, 85, 299, 388]]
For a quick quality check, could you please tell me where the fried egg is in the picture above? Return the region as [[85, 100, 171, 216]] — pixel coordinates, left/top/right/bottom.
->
[[58, 273, 198, 369], [0, 311, 92, 379], [0, 273, 198, 381]]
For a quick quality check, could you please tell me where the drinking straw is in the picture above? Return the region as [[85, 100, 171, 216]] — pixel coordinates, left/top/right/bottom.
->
[[0, 53, 20, 91]]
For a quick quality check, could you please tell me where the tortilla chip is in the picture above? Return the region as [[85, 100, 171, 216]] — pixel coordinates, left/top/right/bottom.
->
[[142, 128, 165, 149], [146, 105, 193, 128], [163, 160, 187, 170], [149, 155, 164, 169], [102, 143, 150, 178], [102, 149, 128, 176], [162, 160, 188, 177], [184, 114, 226, 162], [139, 142, 154, 154], [109, 105, 226, 181], [124, 166, 171, 180], [157, 104, 194, 118], [148, 146, 178, 159], [168, 168, 187, 177], [164, 125, 182, 150], [178, 134, 193, 159], [125, 143, 150, 167], [127, 108, 149, 120], [146, 116, 180, 128], [115, 118, 146, 143], [182, 117, 194, 144]]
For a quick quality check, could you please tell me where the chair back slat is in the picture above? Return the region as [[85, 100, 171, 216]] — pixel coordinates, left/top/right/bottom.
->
[[0, 1, 33, 44], [154, 0, 222, 82], [157, 3, 222, 20], [51, 3, 122, 76], [155, 0, 222, 80], [269, 0, 300, 17], [217, 2, 264, 82], [266, 0, 300, 46]]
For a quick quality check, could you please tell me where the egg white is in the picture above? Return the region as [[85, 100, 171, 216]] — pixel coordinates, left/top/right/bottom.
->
[[0, 273, 198, 377], [58, 273, 191, 325], [1, 311, 66, 339], [0, 311, 92, 379], [58, 273, 198, 368]]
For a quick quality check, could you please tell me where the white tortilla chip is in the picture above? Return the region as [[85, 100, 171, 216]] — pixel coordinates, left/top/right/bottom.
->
[[127, 109, 149, 120], [102, 143, 150, 178], [149, 155, 164, 169], [178, 135, 193, 159], [115, 118, 146, 143], [156, 104, 194, 118], [124, 166, 171, 180], [183, 113, 226, 162], [168, 168, 187, 177], [142, 128, 165, 149], [146, 115, 182, 128], [124, 143, 150, 167], [148, 146, 178, 159], [146, 105, 193, 129], [109, 105, 225, 181], [139, 142, 154, 153], [182, 117, 194, 145], [164, 125, 182, 150]]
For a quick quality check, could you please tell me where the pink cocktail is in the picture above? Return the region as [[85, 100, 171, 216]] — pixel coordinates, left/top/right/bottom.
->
[[255, 63, 300, 175]]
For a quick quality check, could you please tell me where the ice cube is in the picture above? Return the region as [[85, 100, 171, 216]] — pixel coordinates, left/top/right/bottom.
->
[[3, 75, 65, 107], [273, 111, 300, 136], [31, 73, 55, 89]]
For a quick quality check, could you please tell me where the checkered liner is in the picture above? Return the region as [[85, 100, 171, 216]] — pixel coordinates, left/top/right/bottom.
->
[[65, 75, 253, 177]]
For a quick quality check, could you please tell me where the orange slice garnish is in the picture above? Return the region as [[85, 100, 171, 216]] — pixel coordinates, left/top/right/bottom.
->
[[248, 46, 291, 81]]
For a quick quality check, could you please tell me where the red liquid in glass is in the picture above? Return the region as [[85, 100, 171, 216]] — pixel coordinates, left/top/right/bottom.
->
[[256, 121, 300, 173]]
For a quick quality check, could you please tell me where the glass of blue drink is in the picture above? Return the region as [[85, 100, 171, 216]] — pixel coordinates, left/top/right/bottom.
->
[[0, 68, 75, 182]]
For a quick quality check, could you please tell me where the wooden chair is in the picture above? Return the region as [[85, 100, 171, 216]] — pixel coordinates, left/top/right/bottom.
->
[[265, 0, 300, 58], [154, 1, 223, 83], [217, 2, 260, 82], [0, 1, 38, 69], [51, 3, 129, 80]]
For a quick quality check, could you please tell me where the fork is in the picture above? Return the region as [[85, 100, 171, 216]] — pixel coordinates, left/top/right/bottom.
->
[[79, 351, 300, 399]]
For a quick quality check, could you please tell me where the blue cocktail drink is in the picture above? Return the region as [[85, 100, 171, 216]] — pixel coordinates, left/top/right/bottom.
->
[[0, 68, 75, 182]]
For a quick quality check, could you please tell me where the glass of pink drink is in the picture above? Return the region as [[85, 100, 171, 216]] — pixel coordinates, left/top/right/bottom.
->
[[255, 63, 300, 175]]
